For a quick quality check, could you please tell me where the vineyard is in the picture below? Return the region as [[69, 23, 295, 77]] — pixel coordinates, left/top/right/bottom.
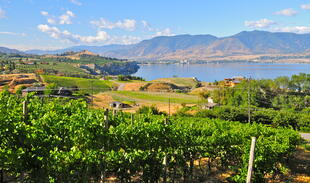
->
[[0, 91, 301, 182]]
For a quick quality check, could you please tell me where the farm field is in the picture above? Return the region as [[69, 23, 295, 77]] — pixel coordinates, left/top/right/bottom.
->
[[0, 73, 309, 182], [111, 91, 199, 103], [0, 51, 139, 78], [92, 90, 199, 113], [41, 75, 114, 93], [0, 92, 304, 182], [16, 62, 88, 76]]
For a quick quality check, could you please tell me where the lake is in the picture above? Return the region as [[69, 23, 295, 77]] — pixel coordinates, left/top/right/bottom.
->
[[133, 62, 310, 82]]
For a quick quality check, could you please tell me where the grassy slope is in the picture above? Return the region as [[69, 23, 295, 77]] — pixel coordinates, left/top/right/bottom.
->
[[153, 77, 197, 87], [41, 75, 114, 93], [17, 63, 88, 75], [109, 91, 199, 104]]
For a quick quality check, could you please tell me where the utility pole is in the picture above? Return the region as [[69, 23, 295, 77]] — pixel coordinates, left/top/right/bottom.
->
[[248, 77, 251, 123], [168, 98, 171, 116]]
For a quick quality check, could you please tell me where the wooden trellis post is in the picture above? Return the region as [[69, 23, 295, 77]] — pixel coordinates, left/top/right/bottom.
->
[[0, 169, 3, 183], [163, 117, 168, 183], [23, 101, 28, 122], [246, 137, 257, 183], [163, 155, 167, 183], [131, 113, 134, 125], [104, 109, 109, 129]]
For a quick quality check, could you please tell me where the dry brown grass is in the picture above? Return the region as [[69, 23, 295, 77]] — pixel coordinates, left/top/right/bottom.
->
[[144, 82, 179, 92], [43, 50, 96, 60], [92, 92, 182, 114], [0, 73, 39, 92], [9, 78, 38, 87], [122, 82, 146, 91], [293, 176, 310, 183], [92, 93, 114, 108]]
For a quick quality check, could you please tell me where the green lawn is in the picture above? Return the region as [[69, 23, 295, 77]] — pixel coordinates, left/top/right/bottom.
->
[[42, 75, 114, 93], [109, 91, 199, 104]]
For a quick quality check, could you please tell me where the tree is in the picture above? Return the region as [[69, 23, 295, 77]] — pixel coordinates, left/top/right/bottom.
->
[[290, 73, 310, 92], [117, 75, 126, 81], [45, 83, 58, 95], [197, 91, 210, 100], [16, 85, 27, 95], [275, 76, 290, 91]]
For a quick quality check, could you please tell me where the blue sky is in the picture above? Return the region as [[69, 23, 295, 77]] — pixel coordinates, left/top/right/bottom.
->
[[1, 0, 310, 50]]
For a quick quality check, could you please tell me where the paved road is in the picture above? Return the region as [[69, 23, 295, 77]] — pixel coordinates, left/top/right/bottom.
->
[[300, 133, 310, 141]]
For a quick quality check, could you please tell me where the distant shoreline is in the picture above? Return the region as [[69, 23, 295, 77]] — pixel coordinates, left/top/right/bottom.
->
[[137, 59, 310, 65]]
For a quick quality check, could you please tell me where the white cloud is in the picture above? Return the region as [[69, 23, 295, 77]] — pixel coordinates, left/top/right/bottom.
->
[[41, 10, 75, 25], [0, 32, 26, 36], [47, 18, 56, 24], [91, 18, 136, 31], [108, 35, 142, 45], [0, 8, 6, 19], [38, 24, 109, 43], [153, 28, 174, 37], [301, 4, 310, 10], [78, 31, 109, 43], [141, 20, 154, 31], [37, 24, 143, 45], [273, 26, 310, 34], [140, 20, 174, 37], [274, 8, 297, 16], [69, 0, 82, 6], [59, 10, 75, 24], [39, 16, 174, 45], [66, 10, 74, 17], [244, 19, 276, 28], [41, 11, 49, 16]]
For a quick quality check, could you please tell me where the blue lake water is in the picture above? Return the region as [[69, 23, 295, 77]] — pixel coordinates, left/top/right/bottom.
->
[[133, 62, 310, 82]]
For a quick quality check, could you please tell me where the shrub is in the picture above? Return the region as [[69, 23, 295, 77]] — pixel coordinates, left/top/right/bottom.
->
[[15, 85, 27, 95], [136, 105, 166, 115], [44, 83, 58, 95]]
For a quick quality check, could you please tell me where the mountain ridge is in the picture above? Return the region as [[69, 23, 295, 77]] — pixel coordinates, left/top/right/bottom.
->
[[0, 47, 24, 54], [3, 30, 310, 60], [102, 31, 310, 60]]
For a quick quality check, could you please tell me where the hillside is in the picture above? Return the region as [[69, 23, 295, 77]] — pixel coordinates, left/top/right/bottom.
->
[[25, 44, 128, 55], [23, 30, 310, 61], [104, 31, 310, 60], [0, 50, 139, 76], [0, 46, 24, 54]]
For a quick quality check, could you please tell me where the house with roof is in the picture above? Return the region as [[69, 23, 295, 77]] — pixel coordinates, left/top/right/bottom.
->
[[109, 101, 131, 109], [224, 76, 245, 87]]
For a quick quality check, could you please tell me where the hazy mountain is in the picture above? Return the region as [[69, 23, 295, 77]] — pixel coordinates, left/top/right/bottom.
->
[[102, 31, 310, 60], [0, 47, 24, 54], [231, 30, 310, 54], [25, 44, 128, 55], [24, 30, 310, 60], [104, 34, 218, 59]]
